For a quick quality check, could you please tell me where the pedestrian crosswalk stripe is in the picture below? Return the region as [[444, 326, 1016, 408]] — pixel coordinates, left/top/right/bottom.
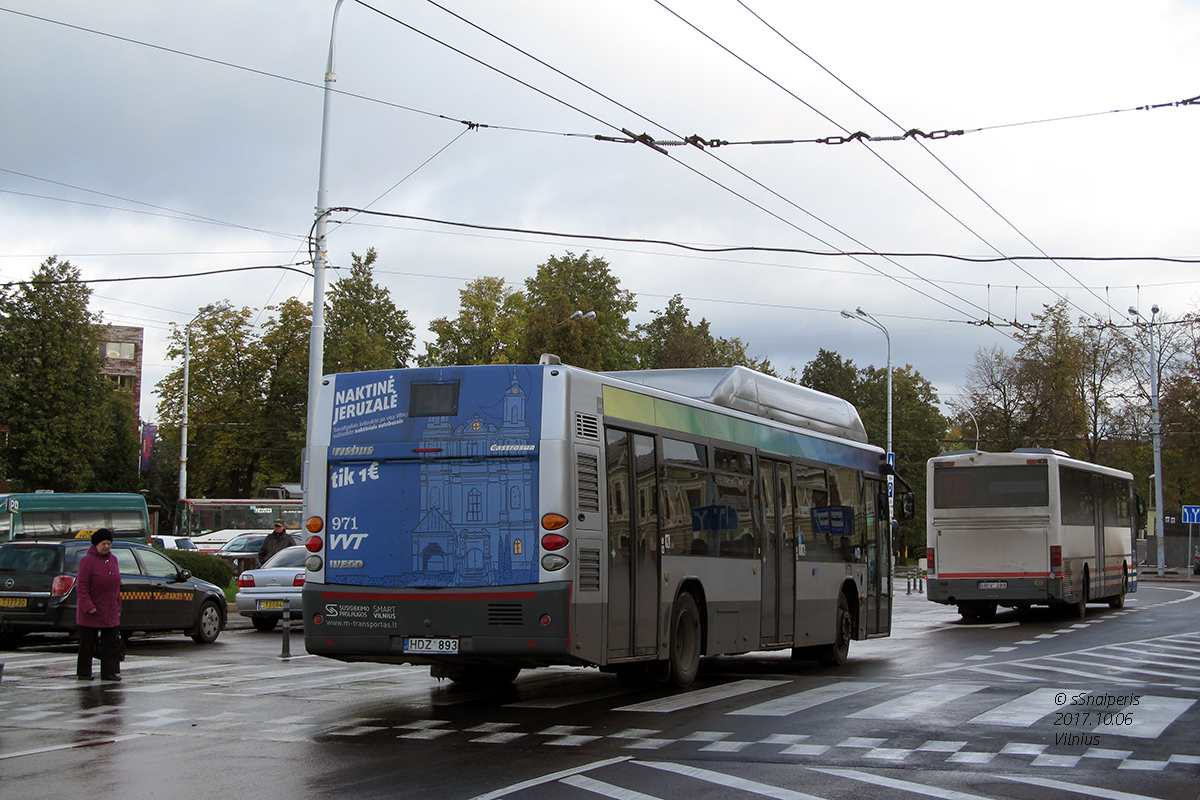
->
[[968, 687, 1070, 727], [848, 683, 988, 720], [614, 679, 786, 713], [1095, 696, 1196, 739], [728, 681, 886, 717]]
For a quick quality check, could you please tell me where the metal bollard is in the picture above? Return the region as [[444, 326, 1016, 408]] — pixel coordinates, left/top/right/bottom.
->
[[280, 606, 291, 659], [906, 568, 913, 595], [918, 571, 925, 593]]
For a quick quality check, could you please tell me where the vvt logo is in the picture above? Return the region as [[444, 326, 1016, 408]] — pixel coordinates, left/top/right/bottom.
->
[[329, 532, 369, 550]]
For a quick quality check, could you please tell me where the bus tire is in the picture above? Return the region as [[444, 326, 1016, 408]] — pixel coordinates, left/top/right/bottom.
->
[[191, 601, 223, 643], [1068, 570, 1089, 619], [958, 602, 996, 622], [667, 592, 702, 688], [1108, 568, 1128, 609], [818, 593, 852, 667]]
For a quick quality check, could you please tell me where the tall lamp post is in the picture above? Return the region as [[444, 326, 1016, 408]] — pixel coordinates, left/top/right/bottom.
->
[[306, 0, 346, 465], [179, 303, 229, 501], [842, 308, 893, 514], [1129, 305, 1165, 577]]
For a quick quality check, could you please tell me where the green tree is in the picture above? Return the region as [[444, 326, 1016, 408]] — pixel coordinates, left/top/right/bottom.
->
[[635, 295, 776, 373], [157, 305, 266, 498], [0, 257, 138, 491], [520, 252, 637, 370], [799, 349, 860, 404], [255, 298, 311, 485], [324, 248, 415, 373], [419, 276, 526, 366], [1012, 301, 1087, 455]]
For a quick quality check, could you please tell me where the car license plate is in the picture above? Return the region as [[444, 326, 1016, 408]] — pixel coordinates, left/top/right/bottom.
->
[[257, 600, 286, 610], [403, 636, 458, 654], [978, 581, 1007, 590], [0, 597, 26, 608]]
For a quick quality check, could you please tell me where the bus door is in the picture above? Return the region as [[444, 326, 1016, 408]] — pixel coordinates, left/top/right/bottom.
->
[[759, 460, 796, 646], [865, 479, 891, 637], [1091, 473, 1107, 597], [605, 429, 659, 659]]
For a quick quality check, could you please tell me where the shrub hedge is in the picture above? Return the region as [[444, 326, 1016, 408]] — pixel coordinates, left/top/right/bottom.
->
[[160, 549, 234, 589]]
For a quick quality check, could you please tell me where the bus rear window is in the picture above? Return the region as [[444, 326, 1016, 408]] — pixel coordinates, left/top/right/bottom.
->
[[934, 464, 1049, 509], [410, 382, 459, 417]]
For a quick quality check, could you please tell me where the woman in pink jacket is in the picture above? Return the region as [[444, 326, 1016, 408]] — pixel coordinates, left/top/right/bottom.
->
[[76, 528, 122, 681]]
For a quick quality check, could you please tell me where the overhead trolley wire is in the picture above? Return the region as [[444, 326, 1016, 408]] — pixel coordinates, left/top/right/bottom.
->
[[733, 0, 1133, 324], [5, 7, 1192, 150], [384, 0, 1001, 332]]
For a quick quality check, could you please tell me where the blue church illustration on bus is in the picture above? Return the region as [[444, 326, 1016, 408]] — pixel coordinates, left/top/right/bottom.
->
[[400, 370, 538, 587]]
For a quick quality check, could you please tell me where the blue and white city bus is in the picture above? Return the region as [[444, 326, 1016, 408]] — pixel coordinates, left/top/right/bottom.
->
[[301, 358, 911, 687]]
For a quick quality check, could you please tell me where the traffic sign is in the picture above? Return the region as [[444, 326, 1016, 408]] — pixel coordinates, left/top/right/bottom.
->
[[1182, 505, 1200, 525]]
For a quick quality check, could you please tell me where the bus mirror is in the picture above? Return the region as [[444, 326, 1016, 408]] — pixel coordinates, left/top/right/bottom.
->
[[899, 492, 916, 520]]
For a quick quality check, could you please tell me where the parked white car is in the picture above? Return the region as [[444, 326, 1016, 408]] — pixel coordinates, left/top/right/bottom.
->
[[235, 546, 306, 631], [190, 529, 271, 554]]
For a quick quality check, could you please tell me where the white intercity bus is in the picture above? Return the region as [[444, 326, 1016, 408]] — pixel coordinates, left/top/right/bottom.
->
[[926, 448, 1136, 620], [300, 359, 914, 687]]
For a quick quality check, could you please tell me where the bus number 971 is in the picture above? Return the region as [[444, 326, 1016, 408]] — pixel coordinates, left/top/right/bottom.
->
[[330, 516, 359, 531]]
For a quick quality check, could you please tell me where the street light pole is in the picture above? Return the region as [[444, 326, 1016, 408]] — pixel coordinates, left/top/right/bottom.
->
[[179, 303, 228, 502], [1130, 305, 1165, 577], [306, 0, 345, 463], [842, 307, 893, 513]]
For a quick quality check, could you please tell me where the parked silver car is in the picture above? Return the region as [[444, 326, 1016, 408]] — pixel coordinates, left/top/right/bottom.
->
[[234, 545, 305, 632]]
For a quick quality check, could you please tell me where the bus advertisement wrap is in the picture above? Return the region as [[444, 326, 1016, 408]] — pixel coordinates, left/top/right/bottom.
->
[[325, 367, 543, 589]]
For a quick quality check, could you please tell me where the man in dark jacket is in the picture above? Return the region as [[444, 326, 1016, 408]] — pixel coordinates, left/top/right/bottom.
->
[[257, 520, 294, 566], [76, 528, 122, 681]]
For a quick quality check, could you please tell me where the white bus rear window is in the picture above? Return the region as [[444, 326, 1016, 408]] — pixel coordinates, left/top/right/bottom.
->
[[934, 464, 1049, 508]]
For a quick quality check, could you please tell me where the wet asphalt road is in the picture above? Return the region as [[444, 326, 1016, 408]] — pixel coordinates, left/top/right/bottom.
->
[[1, 578, 1198, 800]]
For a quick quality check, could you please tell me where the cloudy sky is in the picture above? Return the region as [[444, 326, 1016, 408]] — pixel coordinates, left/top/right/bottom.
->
[[3, 1, 1198, 425]]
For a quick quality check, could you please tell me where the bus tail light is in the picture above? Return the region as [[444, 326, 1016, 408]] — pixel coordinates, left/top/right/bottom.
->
[[238, 574, 256, 588], [926, 547, 935, 567], [306, 536, 323, 552], [541, 533, 569, 551], [541, 513, 569, 531], [1050, 545, 1062, 572], [51, 575, 75, 596], [306, 516, 324, 533]]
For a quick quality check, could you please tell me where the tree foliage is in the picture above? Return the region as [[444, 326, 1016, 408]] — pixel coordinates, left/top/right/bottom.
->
[[0, 257, 139, 492], [155, 300, 310, 502], [519, 252, 637, 370], [419, 276, 526, 367], [635, 294, 775, 373], [324, 248, 415, 373]]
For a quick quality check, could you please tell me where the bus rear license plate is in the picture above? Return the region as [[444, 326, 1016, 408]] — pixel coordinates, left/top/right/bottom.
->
[[0, 597, 27, 608], [978, 581, 1007, 590], [257, 600, 286, 610], [403, 637, 459, 654]]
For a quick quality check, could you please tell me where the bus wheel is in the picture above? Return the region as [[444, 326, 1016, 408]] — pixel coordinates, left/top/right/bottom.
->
[[667, 592, 702, 688], [959, 602, 996, 622], [1108, 569, 1128, 609], [819, 594, 852, 667], [1068, 572, 1089, 619]]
